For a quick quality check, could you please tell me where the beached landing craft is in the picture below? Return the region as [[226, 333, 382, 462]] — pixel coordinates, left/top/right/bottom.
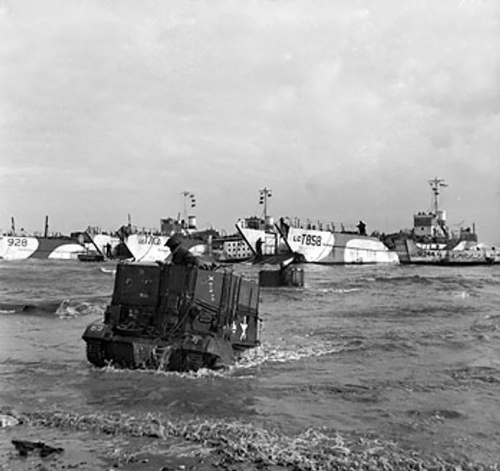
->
[[120, 222, 252, 264], [0, 217, 120, 261], [118, 216, 216, 263], [382, 178, 500, 265], [116, 192, 210, 263], [82, 262, 260, 371], [119, 191, 253, 263], [237, 218, 399, 265], [235, 189, 399, 265], [0, 233, 86, 260]]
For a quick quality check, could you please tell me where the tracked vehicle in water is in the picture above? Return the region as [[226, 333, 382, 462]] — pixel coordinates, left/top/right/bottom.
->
[[82, 262, 260, 371]]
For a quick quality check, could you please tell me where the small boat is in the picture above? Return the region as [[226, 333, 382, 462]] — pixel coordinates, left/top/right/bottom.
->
[[235, 189, 399, 265], [382, 178, 499, 265], [77, 253, 106, 262], [74, 227, 130, 262]]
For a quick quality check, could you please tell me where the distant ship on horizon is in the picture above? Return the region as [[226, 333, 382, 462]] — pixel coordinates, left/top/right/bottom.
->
[[381, 177, 499, 265]]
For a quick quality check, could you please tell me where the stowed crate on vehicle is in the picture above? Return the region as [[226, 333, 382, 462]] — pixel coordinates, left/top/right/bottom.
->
[[82, 262, 261, 372]]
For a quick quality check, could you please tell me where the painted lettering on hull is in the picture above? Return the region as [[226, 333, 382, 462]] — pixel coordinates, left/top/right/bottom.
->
[[0, 237, 38, 260], [413, 248, 496, 264], [138, 235, 163, 246], [0, 236, 87, 260], [125, 234, 170, 262], [287, 228, 334, 262], [291, 233, 322, 247], [287, 229, 398, 264]]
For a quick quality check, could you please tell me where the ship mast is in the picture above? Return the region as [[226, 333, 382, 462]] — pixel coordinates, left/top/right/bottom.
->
[[259, 187, 272, 220], [181, 191, 196, 227], [428, 177, 448, 215]]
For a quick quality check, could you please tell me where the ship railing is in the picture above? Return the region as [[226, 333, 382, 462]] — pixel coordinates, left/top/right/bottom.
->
[[282, 217, 358, 234], [123, 226, 167, 236]]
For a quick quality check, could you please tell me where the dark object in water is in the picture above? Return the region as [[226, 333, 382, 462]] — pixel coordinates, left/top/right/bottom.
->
[[82, 262, 261, 372], [11, 439, 64, 458], [259, 266, 304, 287], [78, 253, 105, 262]]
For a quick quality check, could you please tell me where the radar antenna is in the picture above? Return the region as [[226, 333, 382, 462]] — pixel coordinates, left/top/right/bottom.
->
[[428, 177, 448, 215]]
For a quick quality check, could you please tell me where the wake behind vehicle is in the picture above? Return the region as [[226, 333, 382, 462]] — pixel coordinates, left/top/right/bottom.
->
[[82, 262, 260, 372]]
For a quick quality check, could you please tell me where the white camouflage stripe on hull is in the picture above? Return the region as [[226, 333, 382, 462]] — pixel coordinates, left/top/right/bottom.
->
[[286, 228, 399, 264], [123, 234, 171, 262], [0, 236, 87, 260], [236, 222, 399, 264]]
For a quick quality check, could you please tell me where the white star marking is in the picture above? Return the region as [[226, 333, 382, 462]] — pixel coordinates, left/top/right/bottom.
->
[[240, 317, 248, 340]]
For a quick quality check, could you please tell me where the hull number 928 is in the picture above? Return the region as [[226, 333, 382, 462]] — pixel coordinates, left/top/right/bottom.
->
[[7, 238, 29, 247]]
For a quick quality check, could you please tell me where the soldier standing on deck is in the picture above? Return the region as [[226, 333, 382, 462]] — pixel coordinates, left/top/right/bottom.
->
[[357, 221, 367, 236], [255, 237, 264, 261]]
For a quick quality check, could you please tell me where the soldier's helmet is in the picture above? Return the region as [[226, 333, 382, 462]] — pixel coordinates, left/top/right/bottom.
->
[[165, 236, 181, 249]]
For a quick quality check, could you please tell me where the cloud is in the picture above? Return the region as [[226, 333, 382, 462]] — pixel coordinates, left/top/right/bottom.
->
[[0, 0, 499, 243]]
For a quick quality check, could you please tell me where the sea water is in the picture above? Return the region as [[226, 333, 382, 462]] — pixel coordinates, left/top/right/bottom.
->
[[0, 260, 499, 469]]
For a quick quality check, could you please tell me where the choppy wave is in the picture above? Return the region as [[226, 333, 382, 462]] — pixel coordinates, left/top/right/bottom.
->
[[0, 298, 108, 317], [86, 341, 350, 379], [2, 260, 500, 468], [55, 298, 107, 318], [0, 301, 63, 314], [312, 287, 361, 294], [374, 274, 434, 285], [235, 341, 352, 370]]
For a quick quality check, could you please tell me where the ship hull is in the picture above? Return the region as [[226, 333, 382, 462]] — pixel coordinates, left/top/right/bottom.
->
[[123, 233, 209, 263], [393, 239, 500, 265], [286, 227, 399, 264], [0, 235, 87, 260], [236, 221, 399, 265]]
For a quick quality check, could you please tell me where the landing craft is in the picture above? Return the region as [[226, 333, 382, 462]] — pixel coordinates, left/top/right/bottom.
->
[[235, 189, 399, 265], [381, 178, 500, 265], [82, 262, 261, 372]]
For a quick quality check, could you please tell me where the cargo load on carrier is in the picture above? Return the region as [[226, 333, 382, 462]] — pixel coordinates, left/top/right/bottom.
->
[[82, 262, 260, 372]]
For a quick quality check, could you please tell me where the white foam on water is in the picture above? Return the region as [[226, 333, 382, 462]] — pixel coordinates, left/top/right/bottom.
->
[[234, 341, 347, 370], [55, 299, 105, 318]]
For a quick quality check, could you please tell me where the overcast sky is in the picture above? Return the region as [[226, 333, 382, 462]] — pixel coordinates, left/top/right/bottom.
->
[[1, 0, 499, 244]]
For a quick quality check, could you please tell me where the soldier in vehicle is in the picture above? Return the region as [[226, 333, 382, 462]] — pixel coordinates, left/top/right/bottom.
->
[[165, 237, 200, 267]]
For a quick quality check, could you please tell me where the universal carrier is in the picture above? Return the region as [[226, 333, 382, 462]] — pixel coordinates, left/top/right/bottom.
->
[[82, 262, 260, 371]]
